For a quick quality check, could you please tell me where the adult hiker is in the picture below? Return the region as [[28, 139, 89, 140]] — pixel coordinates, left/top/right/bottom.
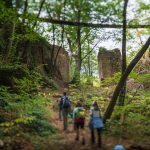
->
[[61, 92, 71, 131], [73, 101, 86, 145], [89, 101, 104, 148]]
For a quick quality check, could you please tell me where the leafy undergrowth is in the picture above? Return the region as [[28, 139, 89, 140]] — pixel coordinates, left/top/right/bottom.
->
[[0, 66, 56, 149], [45, 89, 150, 150], [64, 75, 150, 149], [0, 66, 150, 149]]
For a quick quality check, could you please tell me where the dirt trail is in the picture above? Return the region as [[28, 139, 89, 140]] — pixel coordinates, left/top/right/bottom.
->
[[48, 89, 150, 150], [50, 107, 106, 150], [49, 91, 113, 150]]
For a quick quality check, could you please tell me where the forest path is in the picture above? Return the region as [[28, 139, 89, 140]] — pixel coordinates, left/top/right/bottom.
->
[[45, 86, 150, 150], [49, 102, 108, 150], [47, 89, 120, 150]]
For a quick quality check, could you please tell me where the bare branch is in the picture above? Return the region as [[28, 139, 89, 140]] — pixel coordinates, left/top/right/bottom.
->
[[81, 38, 101, 61]]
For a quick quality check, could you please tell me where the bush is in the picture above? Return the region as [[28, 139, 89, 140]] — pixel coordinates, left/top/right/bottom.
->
[[0, 66, 56, 145]]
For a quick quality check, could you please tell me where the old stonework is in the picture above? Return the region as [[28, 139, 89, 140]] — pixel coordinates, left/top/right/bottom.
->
[[98, 47, 121, 80]]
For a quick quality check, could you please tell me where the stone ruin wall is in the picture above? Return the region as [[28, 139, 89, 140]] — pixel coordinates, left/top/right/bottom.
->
[[98, 47, 121, 80], [17, 40, 70, 83]]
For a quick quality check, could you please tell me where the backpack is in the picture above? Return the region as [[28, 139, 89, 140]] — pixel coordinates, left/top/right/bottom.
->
[[76, 108, 85, 119], [75, 108, 85, 123], [62, 96, 70, 109], [92, 110, 100, 118], [91, 106, 101, 118]]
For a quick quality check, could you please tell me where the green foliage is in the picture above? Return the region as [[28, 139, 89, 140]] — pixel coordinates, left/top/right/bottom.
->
[[0, 55, 21, 69], [49, 80, 59, 90], [0, 86, 55, 135], [105, 90, 150, 141], [0, 116, 33, 127], [129, 70, 138, 79], [27, 118, 56, 136], [69, 83, 107, 112], [0, 66, 56, 148], [135, 73, 150, 83], [13, 66, 42, 93], [144, 90, 150, 97], [129, 70, 150, 90], [101, 72, 121, 86]]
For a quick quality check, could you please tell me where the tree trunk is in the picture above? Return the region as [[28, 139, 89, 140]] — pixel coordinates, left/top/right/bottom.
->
[[50, 24, 56, 76], [103, 37, 150, 123], [32, 0, 45, 29], [7, 22, 16, 60], [72, 9, 81, 84], [87, 41, 93, 85], [6, 0, 19, 60], [53, 0, 66, 73], [88, 55, 91, 76], [118, 0, 129, 105], [22, 0, 28, 24], [46, 7, 55, 76]]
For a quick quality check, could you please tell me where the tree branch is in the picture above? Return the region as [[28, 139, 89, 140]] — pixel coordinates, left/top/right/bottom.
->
[[32, 0, 46, 29], [81, 38, 101, 61]]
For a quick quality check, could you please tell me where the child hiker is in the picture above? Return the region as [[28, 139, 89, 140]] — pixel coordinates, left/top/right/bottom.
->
[[89, 101, 104, 148], [73, 101, 86, 145]]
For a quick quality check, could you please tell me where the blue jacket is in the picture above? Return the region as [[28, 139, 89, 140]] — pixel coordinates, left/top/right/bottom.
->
[[89, 107, 104, 129]]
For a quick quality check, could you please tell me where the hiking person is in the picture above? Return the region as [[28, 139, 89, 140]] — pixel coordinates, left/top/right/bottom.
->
[[61, 92, 71, 131], [73, 101, 86, 145], [89, 101, 104, 148]]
